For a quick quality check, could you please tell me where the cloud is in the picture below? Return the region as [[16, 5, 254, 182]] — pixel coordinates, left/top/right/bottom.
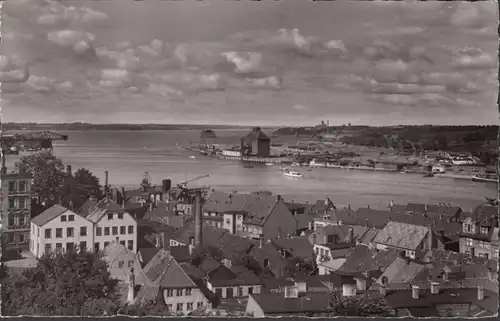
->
[[293, 104, 308, 111], [24, 75, 74, 93], [146, 84, 184, 99], [47, 30, 96, 57], [37, 5, 108, 27], [97, 69, 133, 88], [0, 55, 30, 83], [454, 51, 496, 69], [244, 76, 283, 90]]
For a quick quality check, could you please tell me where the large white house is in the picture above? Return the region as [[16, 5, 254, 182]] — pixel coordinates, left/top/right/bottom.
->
[[30, 205, 94, 258], [30, 199, 138, 258]]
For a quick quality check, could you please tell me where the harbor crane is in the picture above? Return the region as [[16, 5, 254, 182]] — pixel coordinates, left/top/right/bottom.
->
[[177, 174, 210, 189]]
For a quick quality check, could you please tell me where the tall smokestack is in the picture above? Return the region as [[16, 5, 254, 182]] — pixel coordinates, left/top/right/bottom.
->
[[1, 154, 6, 174], [104, 171, 109, 194], [195, 190, 203, 249]]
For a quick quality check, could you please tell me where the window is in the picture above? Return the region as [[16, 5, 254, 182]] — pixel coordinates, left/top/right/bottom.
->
[[248, 287, 253, 294], [80, 227, 87, 236], [111, 227, 118, 235], [67, 228, 74, 237], [66, 242, 74, 252], [68, 215, 75, 222], [19, 198, 26, 209], [465, 238, 473, 247], [177, 289, 183, 296], [128, 225, 134, 234], [107, 213, 113, 220], [225, 219, 231, 225], [104, 227, 110, 235], [494, 250, 499, 258], [45, 229, 52, 239], [95, 242, 100, 252], [96, 227, 102, 236], [8, 198, 14, 209], [56, 228, 62, 238], [45, 243, 52, 254], [127, 240, 133, 250], [118, 213, 124, 219], [197, 302, 203, 309], [19, 216, 25, 226], [128, 260, 134, 268], [186, 288, 192, 296], [166, 289, 174, 297], [480, 227, 488, 235], [8, 181, 15, 192], [120, 240, 126, 247], [19, 234, 25, 243], [464, 224, 472, 233], [187, 303, 193, 310], [118, 261, 124, 269], [120, 226, 126, 235], [61, 215, 67, 222], [263, 258, 269, 268], [80, 241, 87, 251], [166, 304, 173, 312], [176, 303, 183, 311], [8, 215, 14, 227], [238, 287, 243, 297], [56, 243, 62, 253], [18, 180, 26, 192], [104, 241, 110, 248]]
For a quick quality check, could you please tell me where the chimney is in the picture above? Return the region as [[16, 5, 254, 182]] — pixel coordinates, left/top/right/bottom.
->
[[477, 286, 484, 301], [66, 165, 72, 176], [348, 227, 354, 244], [127, 268, 135, 303], [430, 282, 440, 295], [149, 202, 153, 212], [367, 205, 371, 209], [427, 229, 434, 250], [308, 221, 313, 231], [155, 235, 161, 248], [194, 190, 203, 249], [1, 155, 6, 174], [121, 187, 126, 208], [259, 237, 263, 249], [411, 285, 420, 300], [312, 234, 317, 244], [425, 204, 428, 213], [379, 284, 387, 297], [324, 197, 329, 207], [277, 195, 282, 202], [389, 200, 395, 209]]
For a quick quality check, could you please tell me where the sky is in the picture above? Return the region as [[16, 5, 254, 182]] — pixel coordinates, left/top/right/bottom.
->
[[0, 0, 498, 126]]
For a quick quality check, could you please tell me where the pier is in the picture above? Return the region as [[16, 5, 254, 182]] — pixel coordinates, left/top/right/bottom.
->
[[217, 155, 291, 164]]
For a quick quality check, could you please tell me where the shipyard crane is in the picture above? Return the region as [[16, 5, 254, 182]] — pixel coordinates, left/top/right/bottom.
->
[[177, 174, 210, 189]]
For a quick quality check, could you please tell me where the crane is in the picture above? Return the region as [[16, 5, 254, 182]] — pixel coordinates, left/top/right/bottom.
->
[[141, 171, 152, 191], [177, 174, 210, 189]]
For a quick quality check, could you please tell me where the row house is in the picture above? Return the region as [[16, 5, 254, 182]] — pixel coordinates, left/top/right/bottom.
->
[[30, 198, 138, 258], [459, 205, 499, 260], [203, 191, 296, 240], [2, 172, 33, 251]]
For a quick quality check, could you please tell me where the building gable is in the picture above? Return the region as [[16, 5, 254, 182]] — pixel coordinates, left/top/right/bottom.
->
[[262, 200, 296, 239]]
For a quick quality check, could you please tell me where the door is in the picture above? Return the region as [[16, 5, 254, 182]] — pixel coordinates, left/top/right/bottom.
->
[[215, 288, 222, 298], [226, 287, 234, 299]]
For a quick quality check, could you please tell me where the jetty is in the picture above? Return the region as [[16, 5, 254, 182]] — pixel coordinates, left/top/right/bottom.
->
[[218, 155, 292, 164]]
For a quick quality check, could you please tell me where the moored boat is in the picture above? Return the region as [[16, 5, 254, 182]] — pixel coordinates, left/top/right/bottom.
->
[[472, 175, 497, 183]]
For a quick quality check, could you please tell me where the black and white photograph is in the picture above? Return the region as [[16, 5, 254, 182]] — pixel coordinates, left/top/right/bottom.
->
[[0, 0, 498, 317]]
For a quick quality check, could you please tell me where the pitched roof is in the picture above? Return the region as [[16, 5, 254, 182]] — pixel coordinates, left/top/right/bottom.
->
[[170, 245, 192, 262], [373, 221, 430, 250], [138, 247, 161, 267], [378, 257, 427, 285], [208, 265, 262, 286], [137, 249, 197, 289], [84, 198, 134, 223], [468, 204, 499, 226], [242, 127, 270, 142], [250, 292, 330, 315], [271, 236, 313, 259], [31, 204, 71, 226], [337, 245, 400, 274]]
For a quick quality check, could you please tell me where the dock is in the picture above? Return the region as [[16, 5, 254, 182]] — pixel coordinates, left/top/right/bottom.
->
[[217, 155, 291, 164]]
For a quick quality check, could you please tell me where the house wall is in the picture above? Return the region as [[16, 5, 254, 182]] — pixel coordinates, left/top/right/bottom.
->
[[31, 210, 94, 258], [222, 213, 244, 235], [3, 176, 32, 250], [95, 211, 137, 253], [222, 150, 242, 157], [163, 288, 208, 315], [459, 237, 497, 259], [262, 201, 296, 240], [207, 282, 262, 298], [105, 250, 141, 282], [245, 295, 265, 317]]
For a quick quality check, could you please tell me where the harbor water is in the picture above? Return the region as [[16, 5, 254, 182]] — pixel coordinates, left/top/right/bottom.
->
[[6, 129, 497, 211]]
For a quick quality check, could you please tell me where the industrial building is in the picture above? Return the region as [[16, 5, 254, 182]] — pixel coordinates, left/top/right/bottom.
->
[[240, 127, 271, 158]]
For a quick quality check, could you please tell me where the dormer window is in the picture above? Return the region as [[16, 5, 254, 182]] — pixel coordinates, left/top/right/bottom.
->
[[323, 215, 330, 220], [464, 224, 472, 233], [480, 227, 488, 235]]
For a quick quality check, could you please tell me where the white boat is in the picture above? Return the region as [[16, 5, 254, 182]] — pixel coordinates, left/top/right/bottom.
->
[[189, 156, 196, 159], [265, 162, 274, 166], [472, 175, 497, 183], [284, 170, 302, 178]]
